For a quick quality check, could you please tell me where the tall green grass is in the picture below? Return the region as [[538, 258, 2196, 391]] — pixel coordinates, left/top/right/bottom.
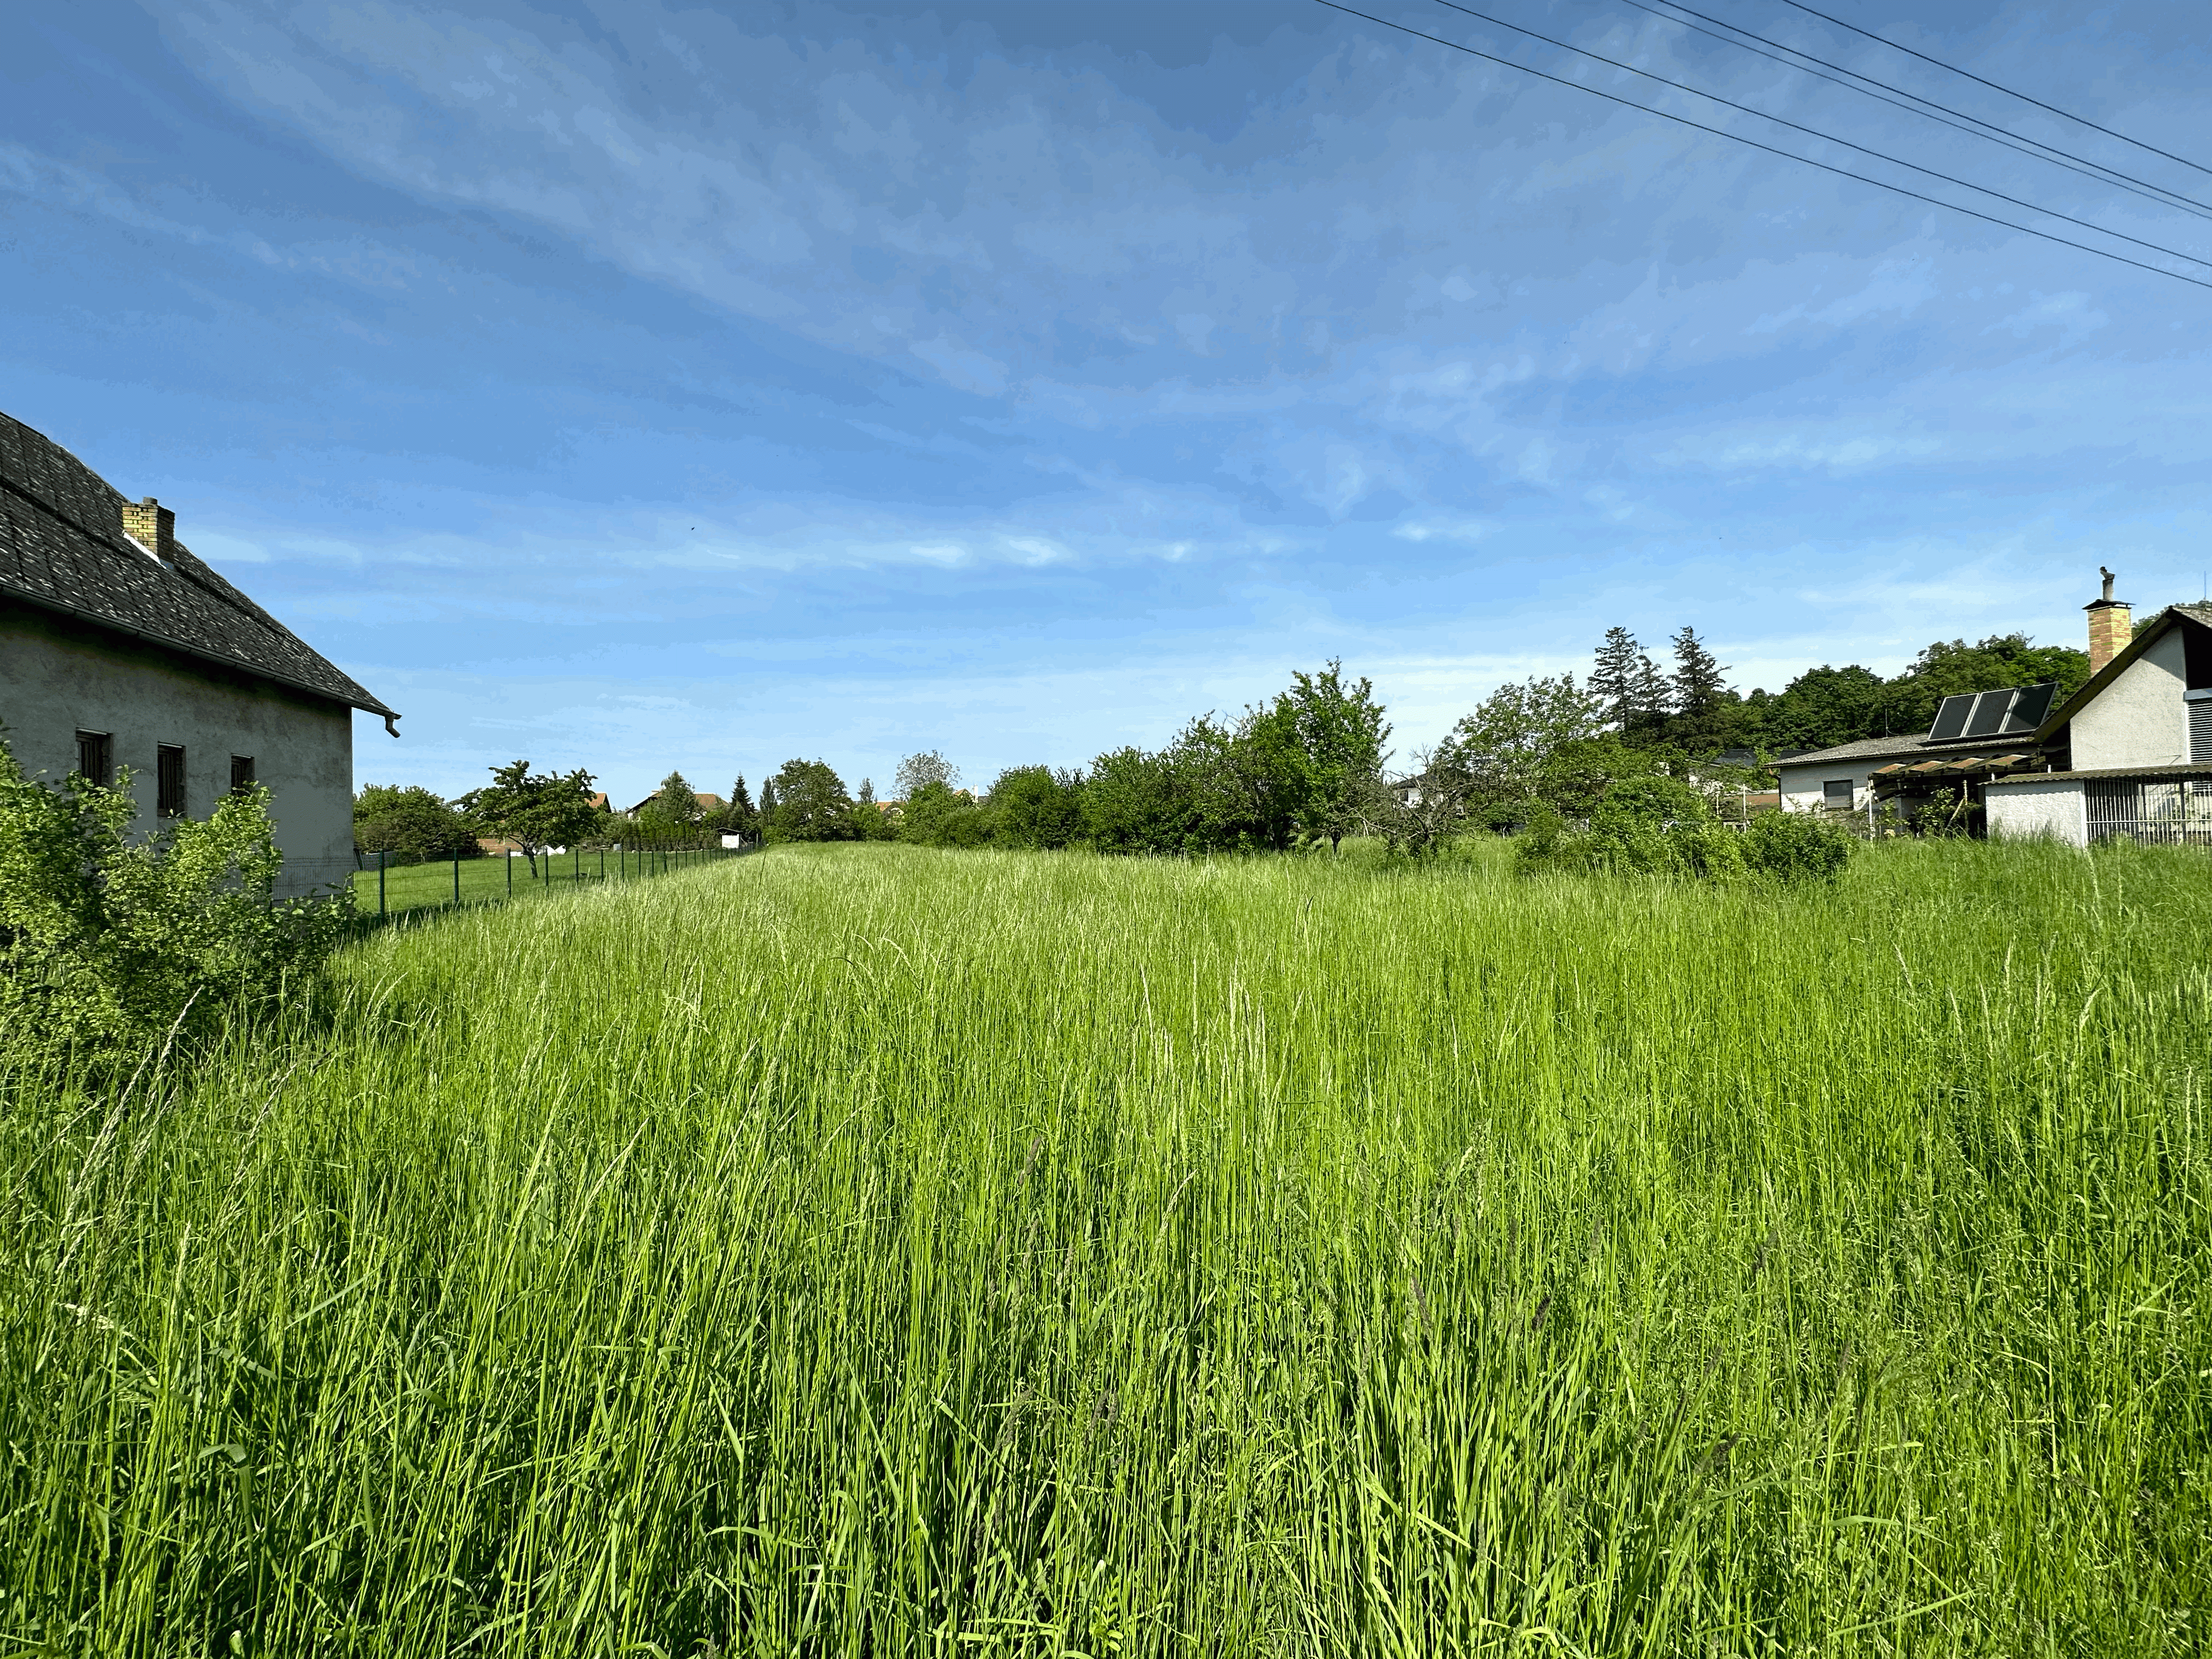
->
[[3, 839, 2206, 1654]]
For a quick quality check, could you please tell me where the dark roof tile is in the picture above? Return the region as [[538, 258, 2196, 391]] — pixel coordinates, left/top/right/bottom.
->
[[0, 411, 394, 718]]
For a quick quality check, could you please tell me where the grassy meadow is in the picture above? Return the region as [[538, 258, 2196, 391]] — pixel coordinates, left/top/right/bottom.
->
[[3, 839, 2208, 1655]]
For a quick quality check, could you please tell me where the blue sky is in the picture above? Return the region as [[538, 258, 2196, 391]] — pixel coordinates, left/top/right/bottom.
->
[[5, 0, 2207, 803]]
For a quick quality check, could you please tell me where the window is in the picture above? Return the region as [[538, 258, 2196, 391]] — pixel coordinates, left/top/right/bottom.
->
[[2190, 690, 2212, 765], [157, 744, 187, 817], [1822, 778, 1855, 809], [230, 754, 257, 795], [75, 730, 112, 787]]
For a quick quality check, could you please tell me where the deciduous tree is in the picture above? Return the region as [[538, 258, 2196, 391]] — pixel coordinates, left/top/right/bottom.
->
[[458, 760, 600, 875]]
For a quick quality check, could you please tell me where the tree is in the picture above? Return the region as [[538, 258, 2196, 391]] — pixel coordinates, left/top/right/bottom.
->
[[895, 751, 959, 798], [1283, 659, 1390, 850], [722, 775, 759, 839], [1080, 746, 1194, 855], [456, 760, 601, 874], [1886, 634, 2090, 733], [1448, 674, 1610, 809], [852, 777, 899, 840], [353, 784, 479, 864], [1761, 664, 1890, 750], [764, 759, 857, 842], [989, 766, 1084, 850], [1670, 627, 1729, 719], [899, 780, 990, 848], [636, 770, 704, 843], [1626, 652, 1672, 738], [1590, 627, 1642, 730]]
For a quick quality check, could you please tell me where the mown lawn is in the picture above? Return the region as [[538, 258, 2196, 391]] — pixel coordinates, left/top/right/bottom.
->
[[347, 845, 734, 916], [4, 839, 2207, 1655]]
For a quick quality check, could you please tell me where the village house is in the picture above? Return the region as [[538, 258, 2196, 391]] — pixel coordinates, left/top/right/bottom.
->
[[1775, 572, 2212, 845], [0, 411, 397, 895]]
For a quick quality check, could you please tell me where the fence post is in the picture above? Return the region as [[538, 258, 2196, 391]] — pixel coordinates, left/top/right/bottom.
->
[[507, 852, 513, 900], [379, 850, 387, 918]]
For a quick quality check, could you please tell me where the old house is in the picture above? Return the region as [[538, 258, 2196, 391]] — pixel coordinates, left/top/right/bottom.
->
[[1775, 572, 2212, 844], [0, 411, 397, 894]]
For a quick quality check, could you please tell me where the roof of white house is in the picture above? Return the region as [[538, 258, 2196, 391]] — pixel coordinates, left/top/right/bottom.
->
[[0, 410, 396, 719], [2034, 601, 2211, 734], [1782, 603, 2212, 774]]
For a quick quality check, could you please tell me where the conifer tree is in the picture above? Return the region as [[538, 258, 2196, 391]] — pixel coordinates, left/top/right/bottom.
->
[[1590, 627, 1641, 728], [1671, 627, 1729, 719]]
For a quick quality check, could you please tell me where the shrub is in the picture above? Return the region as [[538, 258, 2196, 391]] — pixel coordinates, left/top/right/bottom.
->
[[354, 783, 480, 863], [0, 737, 349, 1063], [1516, 777, 1853, 884], [899, 780, 990, 849], [1742, 810, 1855, 883]]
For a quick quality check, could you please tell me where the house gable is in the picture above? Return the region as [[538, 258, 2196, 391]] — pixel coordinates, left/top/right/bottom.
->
[[0, 411, 396, 721], [2034, 604, 2212, 770]]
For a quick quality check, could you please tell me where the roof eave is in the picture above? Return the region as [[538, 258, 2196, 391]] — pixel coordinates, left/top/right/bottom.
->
[[3, 581, 399, 720]]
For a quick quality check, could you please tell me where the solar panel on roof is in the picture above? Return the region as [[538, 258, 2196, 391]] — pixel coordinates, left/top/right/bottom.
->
[[1963, 689, 2015, 737], [2004, 681, 2057, 731], [1928, 693, 1976, 741]]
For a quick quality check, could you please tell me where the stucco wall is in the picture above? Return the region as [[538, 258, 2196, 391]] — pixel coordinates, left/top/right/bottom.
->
[[1985, 776, 2086, 846], [2069, 628, 2188, 769], [1776, 761, 1875, 814], [2, 601, 354, 896]]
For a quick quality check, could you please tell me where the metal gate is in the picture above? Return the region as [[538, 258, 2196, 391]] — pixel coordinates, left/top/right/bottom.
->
[[2084, 777, 2212, 846]]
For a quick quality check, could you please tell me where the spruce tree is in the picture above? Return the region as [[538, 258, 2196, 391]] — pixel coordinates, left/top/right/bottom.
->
[[1629, 653, 1672, 726], [1671, 627, 1729, 719], [1590, 627, 1641, 727]]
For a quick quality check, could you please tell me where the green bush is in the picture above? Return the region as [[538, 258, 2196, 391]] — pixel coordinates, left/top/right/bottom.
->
[[353, 782, 480, 863], [1742, 809, 1855, 883], [0, 737, 349, 1062], [1517, 779, 1852, 884]]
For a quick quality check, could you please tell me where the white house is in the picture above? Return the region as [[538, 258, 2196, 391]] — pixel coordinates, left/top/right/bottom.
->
[[1983, 594, 2212, 845], [0, 410, 398, 894], [1774, 573, 2212, 845]]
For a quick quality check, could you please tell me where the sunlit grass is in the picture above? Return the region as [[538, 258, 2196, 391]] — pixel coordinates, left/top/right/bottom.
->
[[3, 838, 2207, 1654]]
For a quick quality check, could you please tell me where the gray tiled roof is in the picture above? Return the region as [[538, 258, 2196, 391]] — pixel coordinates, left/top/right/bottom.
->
[[1775, 731, 1998, 768], [0, 411, 395, 718]]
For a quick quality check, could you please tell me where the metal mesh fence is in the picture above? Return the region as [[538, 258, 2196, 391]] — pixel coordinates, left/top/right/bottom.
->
[[277, 844, 754, 916]]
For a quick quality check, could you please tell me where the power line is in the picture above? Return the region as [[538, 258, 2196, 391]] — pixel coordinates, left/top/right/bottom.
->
[[1423, 0, 2212, 270], [1615, 0, 2212, 222], [1308, 0, 2212, 292], [1771, 0, 2212, 179]]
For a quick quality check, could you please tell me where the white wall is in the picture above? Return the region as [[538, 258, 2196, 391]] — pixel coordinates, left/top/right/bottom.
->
[[1985, 777, 2086, 846], [2069, 628, 2188, 770], [1776, 761, 1875, 813], [2, 602, 354, 896]]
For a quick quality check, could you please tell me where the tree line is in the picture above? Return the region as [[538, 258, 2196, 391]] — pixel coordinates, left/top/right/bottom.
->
[[1598, 624, 2091, 754], [353, 619, 2094, 865]]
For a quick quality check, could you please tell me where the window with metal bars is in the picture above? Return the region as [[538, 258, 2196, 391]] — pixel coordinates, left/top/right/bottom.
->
[[230, 755, 256, 795], [75, 730, 111, 787], [2189, 692, 2212, 765], [157, 744, 187, 817]]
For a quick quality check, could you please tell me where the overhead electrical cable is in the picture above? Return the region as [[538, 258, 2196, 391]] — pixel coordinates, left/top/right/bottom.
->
[[1307, 0, 2212, 292], [1420, 0, 2212, 269], [1613, 0, 2212, 221], [1770, 0, 2212, 178]]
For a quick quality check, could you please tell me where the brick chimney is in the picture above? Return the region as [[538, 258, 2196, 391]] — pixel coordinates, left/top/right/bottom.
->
[[2084, 566, 2130, 676], [121, 496, 174, 563]]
